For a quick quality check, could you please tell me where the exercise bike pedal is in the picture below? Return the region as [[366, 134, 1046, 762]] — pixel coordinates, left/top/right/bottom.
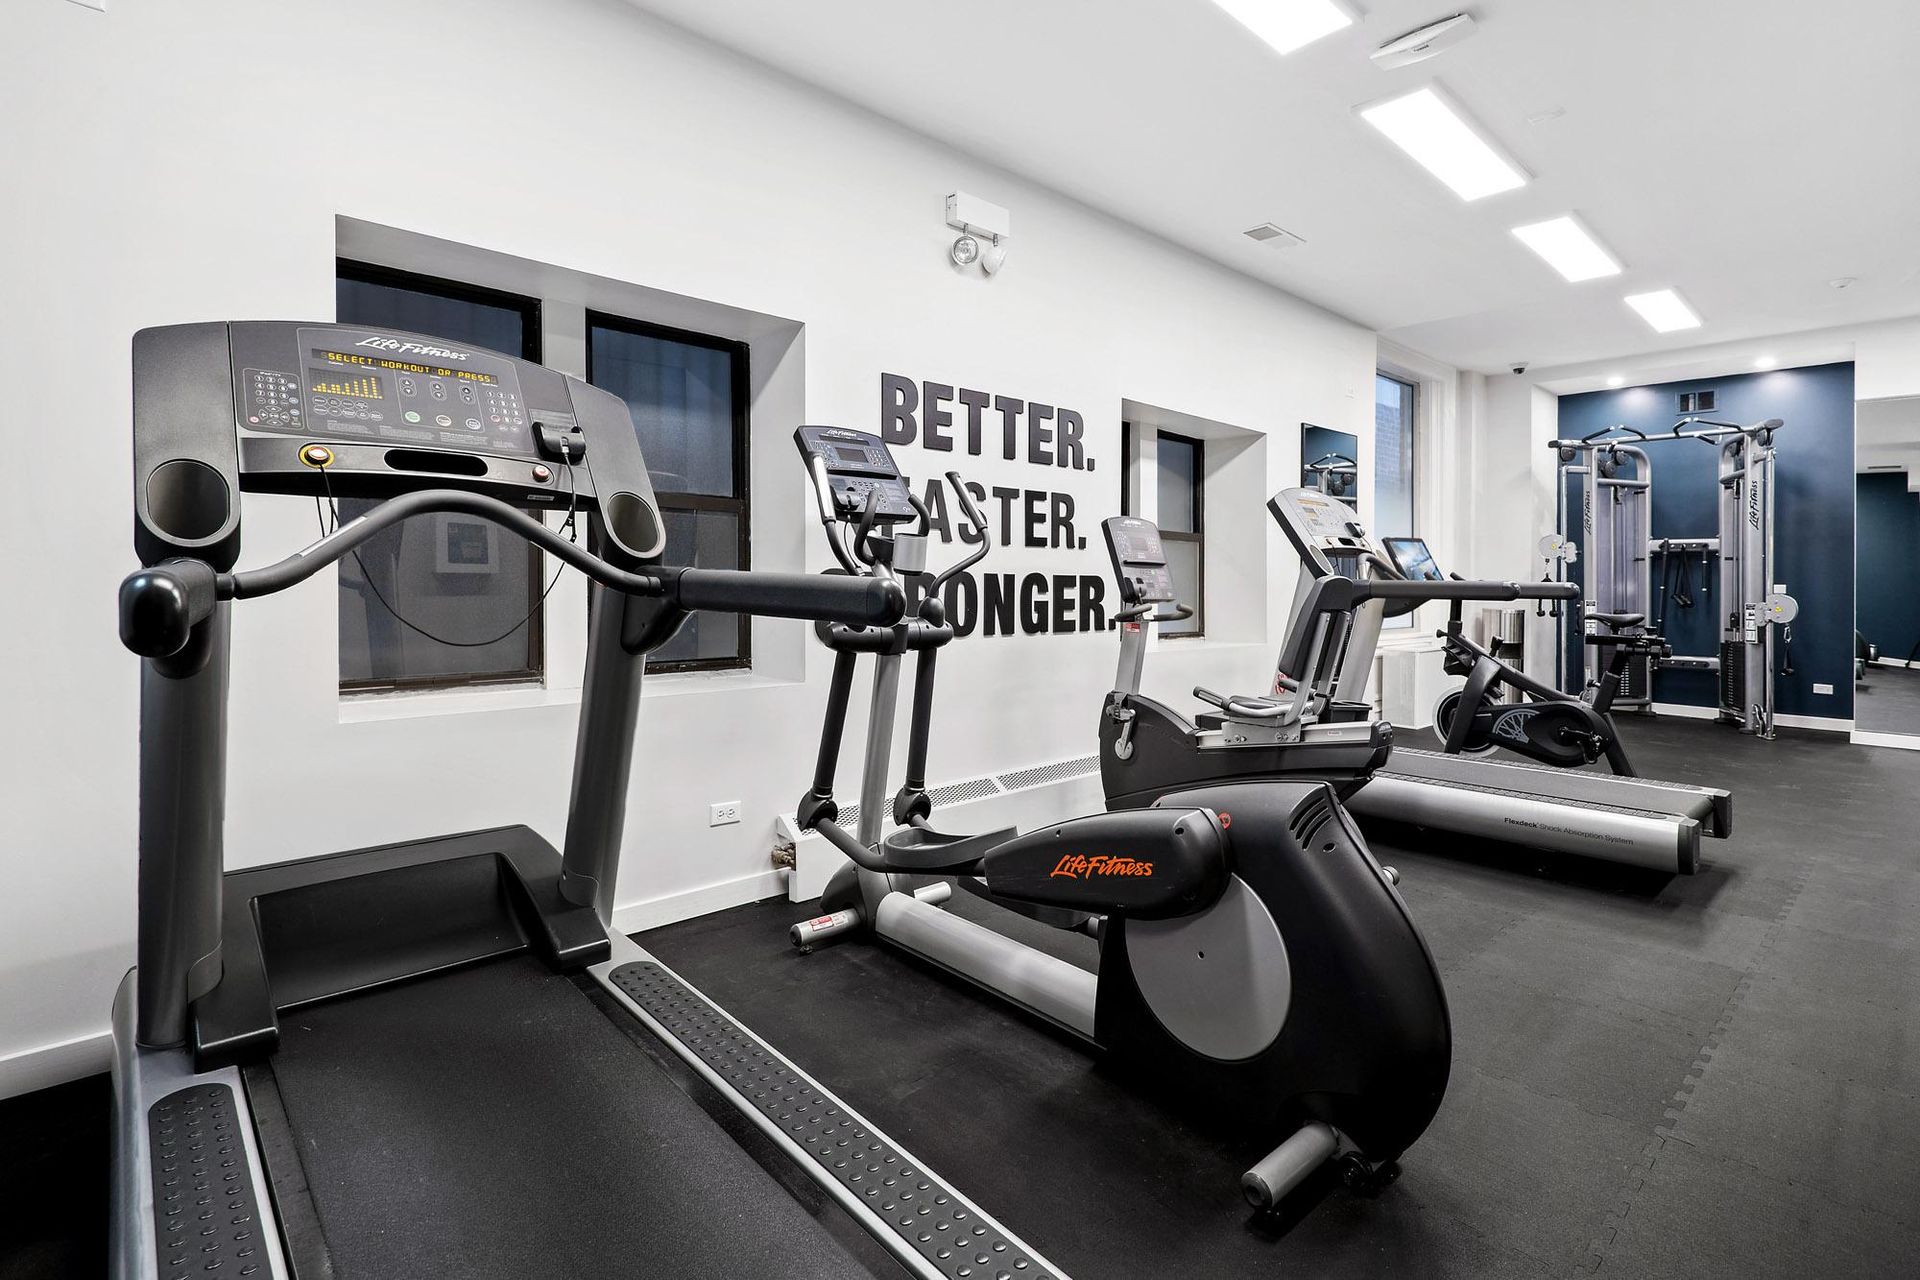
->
[[1336, 1152, 1401, 1198]]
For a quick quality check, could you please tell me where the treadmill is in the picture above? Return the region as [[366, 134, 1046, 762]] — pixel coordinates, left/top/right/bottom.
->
[[1268, 489, 1731, 875], [110, 321, 1065, 1280]]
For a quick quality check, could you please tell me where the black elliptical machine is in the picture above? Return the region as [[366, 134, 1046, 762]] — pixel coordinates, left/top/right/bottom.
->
[[788, 427, 1450, 1211], [1378, 537, 1664, 775]]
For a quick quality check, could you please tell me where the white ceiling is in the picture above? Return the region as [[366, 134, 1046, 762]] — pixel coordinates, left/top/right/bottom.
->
[[624, 0, 1920, 375]]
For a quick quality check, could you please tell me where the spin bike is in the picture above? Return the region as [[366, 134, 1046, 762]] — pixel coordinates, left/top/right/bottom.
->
[[1380, 536, 1665, 776], [787, 427, 1451, 1211]]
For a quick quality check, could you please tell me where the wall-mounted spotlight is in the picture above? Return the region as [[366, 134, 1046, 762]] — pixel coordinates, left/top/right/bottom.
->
[[946, 191, 1011, 277]]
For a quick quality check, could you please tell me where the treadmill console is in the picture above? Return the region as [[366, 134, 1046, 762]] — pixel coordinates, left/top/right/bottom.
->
[[793, 426, 919, 522], [1267, 487, 1382, 575], [241, 327, 534, 457], [1102, 516, 1178, 605], [131, 320, 666, 569]]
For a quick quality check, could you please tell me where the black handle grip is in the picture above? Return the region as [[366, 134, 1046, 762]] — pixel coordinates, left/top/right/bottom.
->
[[1365, 580, 1521, 601], [673, 569, 905, 625], [946, 472, 988, 534], [119, 559, 219, 657]]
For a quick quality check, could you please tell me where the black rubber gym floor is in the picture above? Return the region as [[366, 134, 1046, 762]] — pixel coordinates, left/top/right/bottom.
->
[[643, 717, 1920, 1279], [5, 716, 1914, 1278]]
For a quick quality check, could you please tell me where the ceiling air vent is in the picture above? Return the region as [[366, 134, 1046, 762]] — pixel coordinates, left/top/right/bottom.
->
[[1244, 223, 1305, 249]]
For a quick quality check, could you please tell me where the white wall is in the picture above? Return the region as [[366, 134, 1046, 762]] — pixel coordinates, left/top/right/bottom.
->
[[0, 0, 1380, 1094]]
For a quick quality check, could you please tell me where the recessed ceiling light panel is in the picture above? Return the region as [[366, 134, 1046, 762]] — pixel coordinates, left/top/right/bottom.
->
[[1754, 356, 1778, 370], [1511, 215, 1621, 282], [1624, 288, 1702, 333], [1607, 375, 1625, 388], [1359, 85, 1529, 201], [1209, 0, 1355, 56]]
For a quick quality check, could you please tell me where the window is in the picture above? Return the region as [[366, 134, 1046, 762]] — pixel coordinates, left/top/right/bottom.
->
[[587, 315, 751, 670], [1154, 432, 1204, 638], [1374, 374, 1416, 538], [1374, 372, 1417, 630], [333, 262, 545, 691]]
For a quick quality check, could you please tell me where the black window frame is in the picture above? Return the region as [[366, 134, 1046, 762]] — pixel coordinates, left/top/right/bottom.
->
[[585, 311, 752, 673], [333, 259, 547, 694], [1155, 430, 1205, 639]]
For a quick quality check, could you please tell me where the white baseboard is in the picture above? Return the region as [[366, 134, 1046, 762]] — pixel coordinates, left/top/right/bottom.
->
[[1647, 701, 1719, 721], [1647, 702, 1851, 734], [612, 867, 789, 936], [0, 1028, 113, 1102], [1851, 730, 1920, 751], [1774, 712, 1853, 733]]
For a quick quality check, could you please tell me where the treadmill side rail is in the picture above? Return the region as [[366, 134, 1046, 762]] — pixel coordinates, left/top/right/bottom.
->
[[112, 971, 293, 1280], [595, 935, 1070, 1280]]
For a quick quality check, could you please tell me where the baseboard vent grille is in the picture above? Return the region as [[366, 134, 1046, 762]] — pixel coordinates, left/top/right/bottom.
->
[[998, 756, 1099, 790], [931, 777, 1003, 806]]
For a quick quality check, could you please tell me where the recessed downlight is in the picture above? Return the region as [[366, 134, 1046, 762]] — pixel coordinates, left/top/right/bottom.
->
[[1754, 356, 1778, 370], [1607, 375, 1626, 388], [1624, 289, 1702, 333], [1209, 0, 1355, 56], [1359, 85, 1529, 202], [1511, 215, 1621, 282]]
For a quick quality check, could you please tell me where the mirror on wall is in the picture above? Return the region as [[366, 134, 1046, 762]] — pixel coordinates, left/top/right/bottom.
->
[[1854, 396, 1920, 744], [1301, 423, 1359, 502]]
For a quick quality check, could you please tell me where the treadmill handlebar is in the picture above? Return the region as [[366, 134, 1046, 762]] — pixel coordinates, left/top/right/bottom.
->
[[674, 567, 902, 626], [120, 489, 903, 658], [1361, 578, 1577, 603]]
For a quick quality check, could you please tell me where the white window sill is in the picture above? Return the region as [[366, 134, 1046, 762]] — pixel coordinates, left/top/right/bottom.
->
[[1374, 630, 1445, 653], [338, 665, 798, 723]]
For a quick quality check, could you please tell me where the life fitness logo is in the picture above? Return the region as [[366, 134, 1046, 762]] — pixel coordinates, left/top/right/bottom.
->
[[354, 335, 472, 362], [1050, 854, 1154, 879]]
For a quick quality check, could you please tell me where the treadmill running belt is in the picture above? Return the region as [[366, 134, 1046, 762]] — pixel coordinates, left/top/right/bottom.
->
[[260, 954, 894, 1280]]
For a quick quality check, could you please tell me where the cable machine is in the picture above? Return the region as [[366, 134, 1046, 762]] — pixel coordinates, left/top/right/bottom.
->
[[1551, 417, 1798, 738]]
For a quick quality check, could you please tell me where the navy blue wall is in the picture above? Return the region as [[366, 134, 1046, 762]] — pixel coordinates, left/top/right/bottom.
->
[[1857, 471, 1920, 659], [1559, 362, 1856, 721]]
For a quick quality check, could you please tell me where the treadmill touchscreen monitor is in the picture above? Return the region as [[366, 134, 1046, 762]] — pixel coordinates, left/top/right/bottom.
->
[[1382, 537, 1444, 582]]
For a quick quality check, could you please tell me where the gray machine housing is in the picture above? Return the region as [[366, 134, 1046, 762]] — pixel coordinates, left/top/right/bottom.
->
[[1267, 487, 1732, 874]]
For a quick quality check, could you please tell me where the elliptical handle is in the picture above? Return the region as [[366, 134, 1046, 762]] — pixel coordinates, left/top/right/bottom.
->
[[926, 471, 992, 595], [852, 488, 883, 565]]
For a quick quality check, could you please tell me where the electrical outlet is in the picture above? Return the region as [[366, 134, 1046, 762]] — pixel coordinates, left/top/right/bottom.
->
[[709, 801, 742, 827], [1813, 683, 1834, 695]]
